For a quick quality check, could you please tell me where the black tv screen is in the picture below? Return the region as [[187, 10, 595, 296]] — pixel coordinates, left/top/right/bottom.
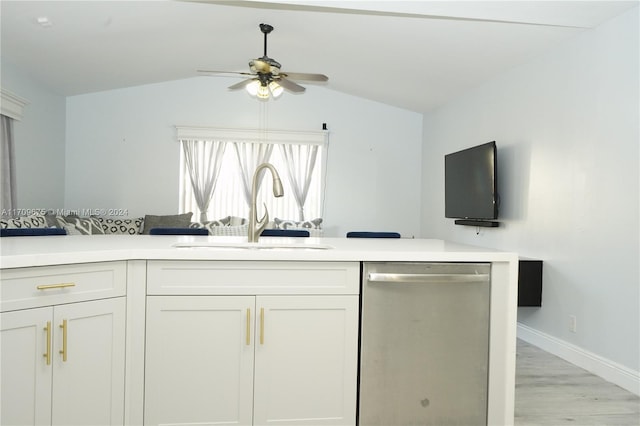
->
[[445, 141, 498, 221]]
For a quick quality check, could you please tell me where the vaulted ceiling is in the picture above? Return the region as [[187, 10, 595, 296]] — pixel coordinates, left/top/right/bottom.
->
[[1, 1, 636, 112]]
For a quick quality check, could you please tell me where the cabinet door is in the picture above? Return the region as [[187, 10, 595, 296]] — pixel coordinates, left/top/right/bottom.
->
[[1, 307, 53, 426], [144, 296, 255, 426], [51, 297, 126, 426], [253, 295, 359, 426]]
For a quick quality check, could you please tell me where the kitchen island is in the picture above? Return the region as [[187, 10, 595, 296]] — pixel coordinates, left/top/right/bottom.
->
[[0, 235, 518, 426]]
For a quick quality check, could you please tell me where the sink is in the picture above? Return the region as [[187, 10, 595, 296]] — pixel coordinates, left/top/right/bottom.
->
[[172, 241, 334, 250]]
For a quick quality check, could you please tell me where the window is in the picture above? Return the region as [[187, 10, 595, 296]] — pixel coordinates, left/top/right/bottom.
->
[[177, 127, 327, 223]]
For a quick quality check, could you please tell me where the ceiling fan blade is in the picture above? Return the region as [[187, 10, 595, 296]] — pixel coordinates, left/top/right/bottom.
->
[[277, 77, 306, 93], [228, 78, 256, 90], [197, 69, 254, 77], [280, 72, 328, 82]]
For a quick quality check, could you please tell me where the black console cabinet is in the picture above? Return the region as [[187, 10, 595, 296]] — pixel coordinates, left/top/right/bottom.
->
[[518, 258, 543, 307]]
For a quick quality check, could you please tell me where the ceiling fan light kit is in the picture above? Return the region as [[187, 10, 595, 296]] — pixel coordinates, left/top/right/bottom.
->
[[268, 81, 284, 98], [246, 80, 283, 99], [198, 23, 328, 101]]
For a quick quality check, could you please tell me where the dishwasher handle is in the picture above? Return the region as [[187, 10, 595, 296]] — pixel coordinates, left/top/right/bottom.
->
[[367, 272, 490, 284]]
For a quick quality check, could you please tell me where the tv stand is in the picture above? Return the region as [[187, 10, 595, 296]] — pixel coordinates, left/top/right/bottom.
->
[[454, 219, 499, 227]]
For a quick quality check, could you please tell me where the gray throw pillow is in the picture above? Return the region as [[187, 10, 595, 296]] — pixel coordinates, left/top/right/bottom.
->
[[55, 215, 105, 235], [142, 213, 193, 234]]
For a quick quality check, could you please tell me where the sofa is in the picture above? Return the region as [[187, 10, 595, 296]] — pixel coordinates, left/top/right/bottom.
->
[[0, 212, 324, 237]]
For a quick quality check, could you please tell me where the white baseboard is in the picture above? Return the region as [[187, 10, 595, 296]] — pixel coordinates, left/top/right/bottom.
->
[[517, 323, 640, 396]]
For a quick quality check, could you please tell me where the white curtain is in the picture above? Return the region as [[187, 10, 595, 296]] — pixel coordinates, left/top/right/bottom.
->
[[280, 143, 319, 221], [233, 141, 274, 207], [182, 139, 227, 222], [1, 115, 16, 215]]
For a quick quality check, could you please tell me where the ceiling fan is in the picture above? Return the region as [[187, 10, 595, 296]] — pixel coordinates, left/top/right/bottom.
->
[[198, 23, 328, 100]]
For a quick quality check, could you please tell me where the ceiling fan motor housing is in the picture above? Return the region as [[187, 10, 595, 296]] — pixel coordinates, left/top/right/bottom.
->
[[250, 58, 281, 74]]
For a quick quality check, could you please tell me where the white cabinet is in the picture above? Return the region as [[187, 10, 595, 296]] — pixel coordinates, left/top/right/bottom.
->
[[253, 295, 358, 425], [144, 260, 360, 426], [1, 307, 52, 425], [144, 296, 255, 426], [0, 262, 127, 426]]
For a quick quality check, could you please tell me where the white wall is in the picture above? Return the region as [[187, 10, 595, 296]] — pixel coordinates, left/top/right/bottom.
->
[[421, 7, 639, 376], [1, 60, 66, 211], [65, 77, 423, 237]]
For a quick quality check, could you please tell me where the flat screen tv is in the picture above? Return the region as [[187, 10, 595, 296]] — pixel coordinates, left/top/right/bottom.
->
[[444, 141, 499, 226]]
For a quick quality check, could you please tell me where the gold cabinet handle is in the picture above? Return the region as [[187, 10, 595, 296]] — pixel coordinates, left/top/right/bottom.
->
[[37, 282, 76, 290], [260, 308, 264, 345], [246, 308, 251, 345], [59, 319, 68, 362], [43, 321, 52, 366]]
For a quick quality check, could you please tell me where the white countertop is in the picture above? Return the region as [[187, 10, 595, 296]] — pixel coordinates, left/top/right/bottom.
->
[[0, 235, 517, 269]]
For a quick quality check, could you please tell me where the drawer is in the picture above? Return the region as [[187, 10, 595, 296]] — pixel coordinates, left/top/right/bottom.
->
[[1, 262, 127, 312], [147, 260, 360, 295]]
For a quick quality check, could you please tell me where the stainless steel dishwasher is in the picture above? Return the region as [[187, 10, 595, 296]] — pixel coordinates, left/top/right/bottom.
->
[[359, 262, 491, 426]]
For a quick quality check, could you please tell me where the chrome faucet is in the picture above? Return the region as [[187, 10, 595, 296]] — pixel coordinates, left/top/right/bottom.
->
[[248, 163, 284, 243]]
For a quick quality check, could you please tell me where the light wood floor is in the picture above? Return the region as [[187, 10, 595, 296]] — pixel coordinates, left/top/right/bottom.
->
[[515, 339, 640, 426]]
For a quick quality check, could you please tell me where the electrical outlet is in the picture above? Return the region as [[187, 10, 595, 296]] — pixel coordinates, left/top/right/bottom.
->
[[569, 315, 577, 333]]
